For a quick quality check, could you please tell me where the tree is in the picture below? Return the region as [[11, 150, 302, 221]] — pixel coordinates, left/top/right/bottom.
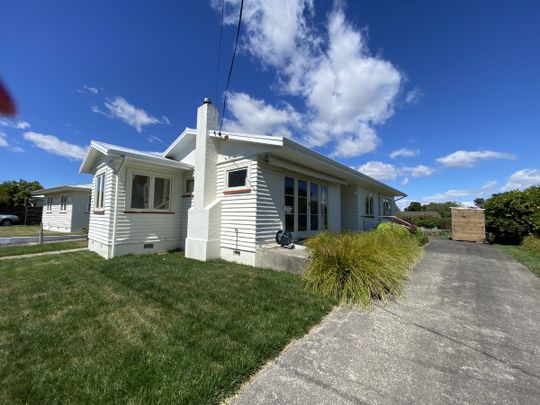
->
[[421, 202, 459, 218], [473, 198, 485, 208], [405, 201, 422, 211], [0, 179, 43, 207]]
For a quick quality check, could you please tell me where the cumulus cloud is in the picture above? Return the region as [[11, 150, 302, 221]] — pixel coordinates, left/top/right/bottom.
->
[[217, 0, 403, 157], [423, 189, 471, 203], [405, 87, 423, 104], [437, 150, 516, 168], [357, 161, 399, 180], [0, 118, 30, 130], [389, 148, 419, 159], [23, 131, 87, 160], [223, 92, 302, 137], [92, 96, 169, 132], [501, 169, 540, 191], [401, 177, 409, 186], [403, 165, 434, 177]]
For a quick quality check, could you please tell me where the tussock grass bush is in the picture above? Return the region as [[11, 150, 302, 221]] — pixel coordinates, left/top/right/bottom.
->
[[414, 227, 429, 245], [523, 235, 540, 255], [304, 228, 423, 308]]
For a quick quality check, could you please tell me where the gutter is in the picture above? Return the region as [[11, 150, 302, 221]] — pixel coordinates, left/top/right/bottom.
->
[[110, 156, 127, 258]]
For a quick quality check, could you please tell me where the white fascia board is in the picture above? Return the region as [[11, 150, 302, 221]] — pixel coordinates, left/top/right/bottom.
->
[[162, 127, 197, 157], [210, 131, 283, 146]]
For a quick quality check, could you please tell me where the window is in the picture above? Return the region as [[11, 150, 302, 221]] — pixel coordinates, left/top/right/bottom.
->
[[87, 195, 92, 212], [284, 177, 295, 232], [284, 176, 328, 233], [366, 193, 374, 216], [130, 175, 150, 209], [128, 173, 172, 211], [310, 183, 319, 231], [185, 178, 194, 195], [382, 198, 392, 216], [46, 197, 53, 211], [153, 177, 171, 210], [227, 168, 248, 188], [321, 185, 328, 230], [60, 195, 67, 211], [95, 173, 105, 209]]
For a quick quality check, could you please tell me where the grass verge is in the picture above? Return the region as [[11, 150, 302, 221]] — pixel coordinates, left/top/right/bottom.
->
[[0, 225, 79, 237], [0, 239, 87, 258], [0, 251, 335, 403], [498, 240, 540, 277], [303, 226, 423, 308]]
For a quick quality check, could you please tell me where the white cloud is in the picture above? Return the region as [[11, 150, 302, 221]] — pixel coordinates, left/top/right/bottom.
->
[[0, 118, 30, 130], [401, 177, 409, 186], [389, 148, 419, 159], [23, 131, 87, 160], [423, 189, 471, 203], [403, 164, 434, 177], [217, 1, 403, 157], [93, 96, 169, 132], [224, 92, 302, 137], [501, 169, 540, 191], [0, 130, 8, 147], [78, 84, 99, 94], [437, 150, 516, 168], [405, 87, 423, 104], [357, 161, 398, 180], [147, 135, 165, 144], [10, 146, 24, 153]]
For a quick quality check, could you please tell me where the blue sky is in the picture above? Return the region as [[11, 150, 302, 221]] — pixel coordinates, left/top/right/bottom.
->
[[1, 0, 539, 207]]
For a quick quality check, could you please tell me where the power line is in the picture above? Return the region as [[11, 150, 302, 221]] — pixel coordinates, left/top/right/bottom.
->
[[219, 0, 244, 133], [214, 0, 225, 103]]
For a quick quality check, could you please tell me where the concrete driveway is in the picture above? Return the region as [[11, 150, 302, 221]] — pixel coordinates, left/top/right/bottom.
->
[[231, 239, 540, 404]]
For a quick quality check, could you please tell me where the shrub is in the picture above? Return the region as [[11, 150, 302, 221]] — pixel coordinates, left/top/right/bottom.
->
[[303, 230, 423, 308], [523, 235, 540, 255], [376, 221, 410, 236], [484, 186, 540, 244], [414, 228, 429, 245], [398, 215, 442, 229]]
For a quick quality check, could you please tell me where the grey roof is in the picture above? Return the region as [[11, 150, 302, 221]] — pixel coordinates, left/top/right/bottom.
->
[[32, 184, 92, 196]]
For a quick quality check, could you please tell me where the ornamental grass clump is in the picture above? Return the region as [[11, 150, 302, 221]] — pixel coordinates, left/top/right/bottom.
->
[[304, 228, 423, 308], [523, 235, 540, 255]]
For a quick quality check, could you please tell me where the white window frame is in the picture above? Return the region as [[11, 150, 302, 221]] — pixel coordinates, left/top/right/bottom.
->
[[284, 175, 328, 235], [184, 178, 194, 196], [46, 196, 53, 212], [382, 197, 392, 216], [60, 194, 67, 212], [366, 192, 374, 216], [95, 173, 105, 209], [126, 171, 173, 212], [225, 166, 250, 191], [87, 195, 92, 213]]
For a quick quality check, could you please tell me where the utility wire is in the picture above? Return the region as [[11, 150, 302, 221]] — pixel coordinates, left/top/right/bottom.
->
[[214, 0, 225, 103], [219, 0, 244, 133]]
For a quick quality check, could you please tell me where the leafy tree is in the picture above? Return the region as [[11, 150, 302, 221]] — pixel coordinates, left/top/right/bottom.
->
[[405, 201, 422, 211], [421, 201, 459, 218], [473, 198, 485, 208], [484, 186, 540, 244], [0, 179, 43, 207]]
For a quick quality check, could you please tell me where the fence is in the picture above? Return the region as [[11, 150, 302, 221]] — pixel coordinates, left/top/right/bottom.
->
[[0, 206, 43, 225]]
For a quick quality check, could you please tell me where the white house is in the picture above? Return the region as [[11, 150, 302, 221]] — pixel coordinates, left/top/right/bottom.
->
[[32, 184, 92, 233], [80, 99, 406, 264]]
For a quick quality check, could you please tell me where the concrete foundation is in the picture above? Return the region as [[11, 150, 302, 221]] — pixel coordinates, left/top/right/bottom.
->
[[255, 245, 309, 275]]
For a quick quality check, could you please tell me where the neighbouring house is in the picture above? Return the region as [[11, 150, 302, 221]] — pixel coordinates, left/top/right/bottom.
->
[[31, 184, 92, 233], [398, 210, 441, 218], [79, 99, 406, 264]]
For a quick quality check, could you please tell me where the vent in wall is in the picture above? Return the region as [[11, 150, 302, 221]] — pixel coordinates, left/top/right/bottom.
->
[[143, 243, 154, 249]]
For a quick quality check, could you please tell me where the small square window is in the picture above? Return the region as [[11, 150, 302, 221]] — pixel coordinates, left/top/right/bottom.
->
[[185, 178, 194, 194], [227, 168, 247, 188]]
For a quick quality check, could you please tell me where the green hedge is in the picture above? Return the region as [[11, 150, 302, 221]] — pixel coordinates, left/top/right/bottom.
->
[[303, 227, 423, 308]]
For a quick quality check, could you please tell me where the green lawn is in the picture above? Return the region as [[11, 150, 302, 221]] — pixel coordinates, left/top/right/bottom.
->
[[0, 225, 80, 237], [0, 251, 334, 403], [498, 244, 540, 277], [0, 240, 87, 258]]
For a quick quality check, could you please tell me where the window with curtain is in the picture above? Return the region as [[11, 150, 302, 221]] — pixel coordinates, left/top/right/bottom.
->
[[131, 175, 150, 209], [153, 177, 171, 210], [382, 198, 392, 216]]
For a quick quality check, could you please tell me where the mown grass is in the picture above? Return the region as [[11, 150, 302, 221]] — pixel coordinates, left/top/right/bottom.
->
[[0, 240, 87, 258], [0, 251, 335, 404], [0, 225, 79, 237], [303, 226, 424, 308], [498, 236, 540, 277]]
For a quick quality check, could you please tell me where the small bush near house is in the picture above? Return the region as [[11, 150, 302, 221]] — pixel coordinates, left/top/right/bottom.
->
[[304, 228, 423, 308], [376, 221, 410, 236], [414, 228, 429, 245]]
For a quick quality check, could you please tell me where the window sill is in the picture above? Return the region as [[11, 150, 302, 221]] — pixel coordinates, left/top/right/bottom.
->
[[223, 188, 251, 195], [123, 210, 175, 214], [93, 210, 105, 215]]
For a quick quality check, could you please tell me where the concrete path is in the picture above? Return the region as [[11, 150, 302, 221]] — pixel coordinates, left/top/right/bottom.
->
[[0, 235, 84, 246], [0, 248, 88, 260], [231, 239, 540, 404]]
